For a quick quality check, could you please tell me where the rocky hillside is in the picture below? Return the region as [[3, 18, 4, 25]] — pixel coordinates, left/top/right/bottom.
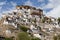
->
[[0, 5, 60, 40]]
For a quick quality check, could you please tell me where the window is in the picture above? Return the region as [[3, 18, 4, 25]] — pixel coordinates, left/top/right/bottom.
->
[[13, 12, 16, 15]]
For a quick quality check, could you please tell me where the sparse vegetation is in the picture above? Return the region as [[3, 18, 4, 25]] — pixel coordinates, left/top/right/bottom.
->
[[31, 37, 41, 40], [58, 17, 60, 24], [17, 32, 41, 40], [5, 37, 13, 40], [17, 32, 31, 40], [53, 35, 60, 40], [18, 24, 29, 32], [20, 26, 29, 32], [53, 36, 57, 40], [42, 19, 45, 23]]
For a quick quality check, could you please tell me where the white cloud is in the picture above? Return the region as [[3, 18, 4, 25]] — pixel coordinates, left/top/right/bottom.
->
[[24, 0, 33, 6], [2, 9, 14, 14], [42, 3, 54, 9], [40, 0, 60, 18], [46, 5, 60, 18], [0, 7, 2, 10], [39, 0, 60, 10], [48, 0, 60, 7], [0, 1, 6, 5], [38, 0, 45, 2], [36, 0, 54, 10], [0, 1, 6, 9], [0, 1, 6, 12], [0, 1, 17, 16], [10, 1, 17, 7]]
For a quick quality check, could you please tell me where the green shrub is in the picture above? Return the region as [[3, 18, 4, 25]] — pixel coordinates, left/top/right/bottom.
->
[[53, 35, 60, 40], [53, 36, 57, 40], [42, 19, 45, 23], [31, 37, 41, 40], [17, 32, 31, 40], [18, 24, 29, 32], [58, 17, 60, 24], [5, 37, 13, 40]]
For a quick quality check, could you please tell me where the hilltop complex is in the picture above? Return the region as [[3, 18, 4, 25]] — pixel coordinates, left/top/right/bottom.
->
[[0, 5, 60, 40]]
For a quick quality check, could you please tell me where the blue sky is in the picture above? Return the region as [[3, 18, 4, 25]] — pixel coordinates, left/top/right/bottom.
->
[[0, 0, 60, 18]]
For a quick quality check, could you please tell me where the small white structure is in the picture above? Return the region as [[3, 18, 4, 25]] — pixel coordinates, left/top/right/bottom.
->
[[30, 25, 35, 30], [2, 14, 6, 18], [8, 18, 12, 20], [13, 9, 17, 12], [14, 24, 17, 28], [3, 20, 8, 24], [27, 9, 31, 14], [23, 15, 26, 18], [12, 23, 17, 28], [5, 30, 11, 36], [33, 34, 41, 38], [56, 24, 60, 28]]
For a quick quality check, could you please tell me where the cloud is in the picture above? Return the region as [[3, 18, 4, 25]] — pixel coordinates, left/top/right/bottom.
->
[[0, 7, 2, 10], [38, 0, 45, 2], [0, 1, 6, 5], [0, 1, 6, 18], [24, 0, 33, 6], [0, 1, 6, 9], [2, 9, 14, 14], [38, 0, 60, 10], [10, 1, 17, 7], [40, 0, 60, 18], [0, 1, 6, 13], [0, 1, 17, 17], [46, 5, 60, 18], [42, 3, 54, 9], [48, 0, 60, 8]]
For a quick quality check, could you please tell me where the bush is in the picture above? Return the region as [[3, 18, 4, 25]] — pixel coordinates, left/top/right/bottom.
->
[[5, 37, 13, 40], [31, 37, 41, 40], [53, 36, 57, 40], [18, 25, 29, 32], [58, 17, 60, 24], [17, 32, 31, 40], [53, 35, 60, 40], [42, 19, 45, 23]]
